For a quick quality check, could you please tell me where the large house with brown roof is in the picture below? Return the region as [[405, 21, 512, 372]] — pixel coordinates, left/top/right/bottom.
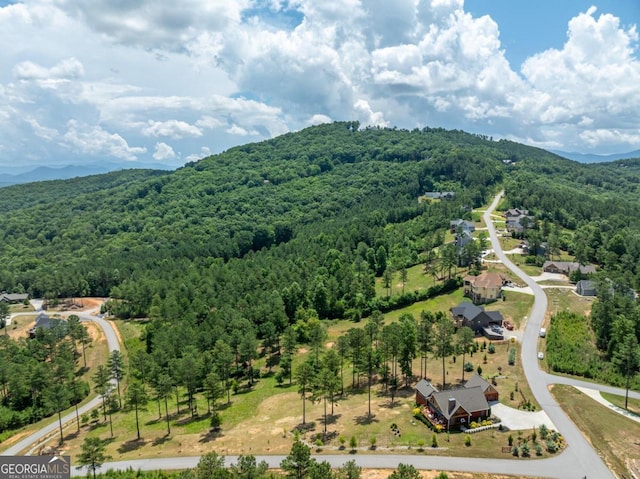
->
[[415, 374, 497, 430], [463, 271, 507, 303]]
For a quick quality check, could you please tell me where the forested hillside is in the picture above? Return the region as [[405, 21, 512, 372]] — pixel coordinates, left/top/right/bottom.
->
[[1, 121, 640, 414]]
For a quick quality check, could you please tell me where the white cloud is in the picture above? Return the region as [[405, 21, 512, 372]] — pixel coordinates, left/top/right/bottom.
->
[[152, 142, 176, 161], [0, 0, 638, 168], [143, 120, 203, 139], [62, 120, 146, 161], [13, 58, 84, 81]]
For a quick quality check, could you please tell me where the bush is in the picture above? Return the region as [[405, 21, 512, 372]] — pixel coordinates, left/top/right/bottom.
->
[[464, 435, 471, 447], [431, 434, 438, 448], [469, 421, 477, 429], [535, 444, 543, 456], [412, 407, 421, 417], [349, 435, 358, 451], [521, 442, 530, 457], [508, 348, 516, 365], [508, 434, 513, 446], [512, 445, 519, 457], [464, 362, 474, 372], [539, 424, 549, 439], [546, 440, 559, 453], [488, 343, 496, 354]]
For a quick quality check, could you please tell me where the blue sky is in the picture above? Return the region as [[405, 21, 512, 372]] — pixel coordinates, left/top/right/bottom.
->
[[466, 1, 640, 70], [0, 0, 639, 170]]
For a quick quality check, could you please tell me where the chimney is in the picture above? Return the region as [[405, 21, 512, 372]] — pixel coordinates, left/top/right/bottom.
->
[[448, 398, 456, 414]]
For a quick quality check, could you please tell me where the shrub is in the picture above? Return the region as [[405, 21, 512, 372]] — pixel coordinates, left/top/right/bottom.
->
[[508, 434, 513, 446], [464, 362, 474, 372], [435, 474, 449, 479], [339, 435, 346, 449], [508, 348, 516, 365], [483, 353, 488, 364], [417, 439, 425, 451], [521, 442, 530, 457], [477, 365, 483, 375], [349, 435, 358, 451], [412, 407, 421, 417], [369, 436, 377, 449], [488, 343, 496, 354], [539, 424, 549, 439], [431, 434, 438, 448], [546, 440, 559, 453], [464, 435, 471, 447], [535, 444, 543, 456], [512, 445, 519, 457], [469, 421, 477, 429]]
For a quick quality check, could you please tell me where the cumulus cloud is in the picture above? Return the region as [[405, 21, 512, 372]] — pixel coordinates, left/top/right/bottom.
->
[[62, 120, 146, 161], [143, 120, 203, 139], [0, 0, 638, 168], [13, 58, 84, 81], [153, 142, 176, 161]]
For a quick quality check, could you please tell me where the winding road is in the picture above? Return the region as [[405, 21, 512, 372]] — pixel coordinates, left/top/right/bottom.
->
[[3, 311, 120, 456], [12, 192, 640, 477]]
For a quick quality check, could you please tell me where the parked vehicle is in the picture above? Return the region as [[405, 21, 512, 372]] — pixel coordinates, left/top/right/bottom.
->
[[539, 328, 546, 338], [503, 320, 514, 330]]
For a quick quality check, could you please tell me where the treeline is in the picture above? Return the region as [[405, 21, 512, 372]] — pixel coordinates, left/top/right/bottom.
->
[[0, 316, 91, 432]]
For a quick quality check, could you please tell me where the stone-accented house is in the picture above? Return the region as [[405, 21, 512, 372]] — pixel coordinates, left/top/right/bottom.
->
[[450, 302, 504, 339], [576, 280, 597, 297], [450, 219, 476, 234], [415, 373, 496, 430], [0, 293, 28, 303], [463, 271, 507, 303], [542, 261, 596, 276]]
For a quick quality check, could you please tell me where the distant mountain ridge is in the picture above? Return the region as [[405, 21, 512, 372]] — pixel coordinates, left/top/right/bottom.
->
[[0, 160, 180, 187], [552, 149, 640, 163]]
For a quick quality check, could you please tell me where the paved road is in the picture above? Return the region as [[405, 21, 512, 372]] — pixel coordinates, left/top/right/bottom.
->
[[18, 195, 640, 477], [3, 311, 120, 456], [483, 192, 636, 479]]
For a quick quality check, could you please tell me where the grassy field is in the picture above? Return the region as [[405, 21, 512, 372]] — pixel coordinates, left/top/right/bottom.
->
[[551, 385, 640, 478], [601, 391, 640, 417]]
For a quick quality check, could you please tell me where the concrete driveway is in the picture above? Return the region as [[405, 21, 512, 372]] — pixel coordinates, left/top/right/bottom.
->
[[491, 402, 555, 430]]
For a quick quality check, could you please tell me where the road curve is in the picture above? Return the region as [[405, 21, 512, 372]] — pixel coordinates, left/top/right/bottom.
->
[[3, 312, 120, 456], [483, 192, 618, 479]]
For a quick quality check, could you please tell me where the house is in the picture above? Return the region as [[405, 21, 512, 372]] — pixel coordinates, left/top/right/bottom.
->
[[415, 373, 496, 429], [542, 261, 596, 276], [455, 231, 475, 266], [423, 191, 455, 200], [450, 219, 476, 234], [28, 313, 66, 338], [504, 208, 529, 218], [462, 271, 507, 303], [576, 280, 597, 297], [450, 302, 504, 339], [464, 373, 499, 402], [0, 293, 28, 303]]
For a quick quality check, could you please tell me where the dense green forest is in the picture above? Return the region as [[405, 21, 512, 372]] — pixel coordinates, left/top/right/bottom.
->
[[0, 121, 639, 398]]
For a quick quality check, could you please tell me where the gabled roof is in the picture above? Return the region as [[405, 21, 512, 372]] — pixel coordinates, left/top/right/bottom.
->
[[486, 311, 504, 323], [451, 302, 483, 321], [416, 378, 437, 400], [0, 293, 28, 302], [464, 272, 505, 289], [430, 386, 489, 420], [543, 261, 596, 275], [464, 373, 491, 392]]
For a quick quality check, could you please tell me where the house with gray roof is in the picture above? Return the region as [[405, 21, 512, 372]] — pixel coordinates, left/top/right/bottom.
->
[[450, 219, 476, 234], [450, 302, 504, 339], [576, 280, 597, 297], [28, 313, 66, 338], [415, 373, 497, 430], [542, 261, 596, 276], [0, 293, 28, 303]]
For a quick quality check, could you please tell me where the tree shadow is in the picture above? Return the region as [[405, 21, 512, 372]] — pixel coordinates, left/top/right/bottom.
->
[[175, 414, 208, 427], [88, 421, 107, 432], [117, 438, 146, 454], [293, 422, 316, 433], [152, 435, 172, 447], [316, 413, 341, 426], [199, 428, 223, 443], [354, 414, 378, 425]]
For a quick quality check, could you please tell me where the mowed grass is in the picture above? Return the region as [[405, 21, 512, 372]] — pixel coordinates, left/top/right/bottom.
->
[[601, 391, 640, 417], [551, 385, 640, 477]]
